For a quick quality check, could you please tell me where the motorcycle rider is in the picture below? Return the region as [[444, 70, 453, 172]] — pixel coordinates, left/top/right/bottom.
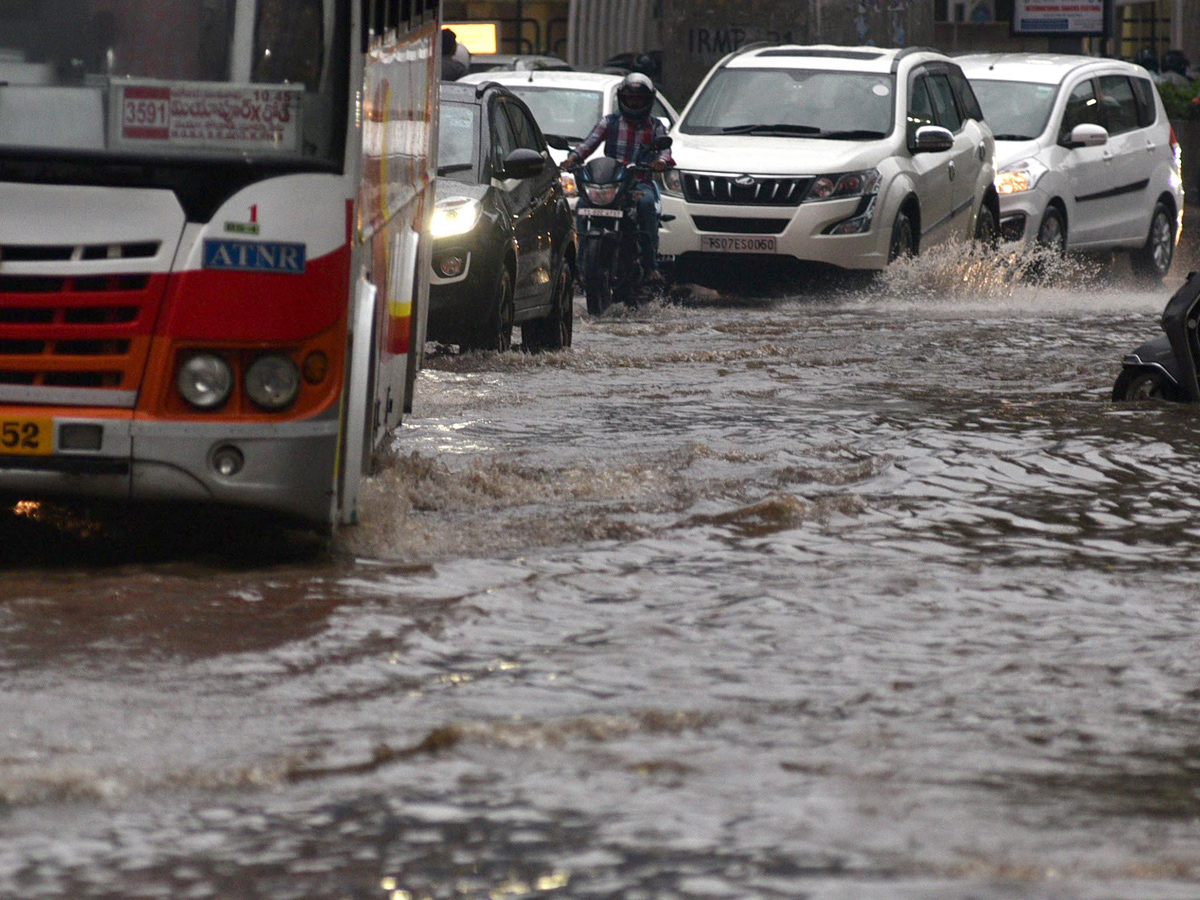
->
[[563, 72, 673, 285]]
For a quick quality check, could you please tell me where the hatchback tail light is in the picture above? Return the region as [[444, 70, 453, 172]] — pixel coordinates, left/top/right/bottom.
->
[[1169, 123, 1182, 170]]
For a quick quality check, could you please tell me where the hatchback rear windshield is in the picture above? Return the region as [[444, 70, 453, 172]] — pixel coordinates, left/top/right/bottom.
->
[[969, 79, 1059, 141], [681, 68, 895, 139], [501, 86, 603, 143]]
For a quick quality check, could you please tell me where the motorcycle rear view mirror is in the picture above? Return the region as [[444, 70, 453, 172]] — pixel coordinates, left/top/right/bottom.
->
[[653, 135, 673, 150], [543, 134, 571, 151]]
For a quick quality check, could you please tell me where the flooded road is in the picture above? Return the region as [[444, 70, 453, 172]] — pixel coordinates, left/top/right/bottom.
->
[[5, 242, 1200, 898]]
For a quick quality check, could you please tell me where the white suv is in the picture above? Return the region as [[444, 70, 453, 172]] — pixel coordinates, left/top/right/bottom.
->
[[659, 45, 998, 272], [958, 53, 1183, 280]]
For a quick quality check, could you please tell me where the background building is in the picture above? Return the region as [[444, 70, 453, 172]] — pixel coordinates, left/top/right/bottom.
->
[[444, 0, 1199, 106]]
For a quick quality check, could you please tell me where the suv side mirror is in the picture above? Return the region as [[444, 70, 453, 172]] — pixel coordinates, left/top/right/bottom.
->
[[912, 125, 954, 154], [1060, 123, 1108, 149], [498, 148, 546, 180]]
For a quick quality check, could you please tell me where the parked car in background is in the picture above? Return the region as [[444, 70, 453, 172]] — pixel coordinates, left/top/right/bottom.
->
[[430, 82, 576, 352], [659, 44, 999, 274], [457, 70, 680, 207], [467, 54, 572, 75], [959, 53, 1183, 280]]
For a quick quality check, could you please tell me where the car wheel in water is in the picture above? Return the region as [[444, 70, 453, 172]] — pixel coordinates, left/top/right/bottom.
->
[[1131, 202, 1174, 281], [465, 265, 514, 352], [888, 209, 916, 262], [524, 259, 573, 352], [974, 201, 998, 248], [1036, 206, 1066, 255], [1112, 368, 1172, 402]]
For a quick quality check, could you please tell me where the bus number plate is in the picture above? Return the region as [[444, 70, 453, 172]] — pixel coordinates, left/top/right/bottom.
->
[[0, 419, 52, 456]]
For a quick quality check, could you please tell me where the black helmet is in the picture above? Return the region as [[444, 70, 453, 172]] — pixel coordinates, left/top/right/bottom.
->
[[1135, 47, 1159, 72], [617, 72, 655, 121]]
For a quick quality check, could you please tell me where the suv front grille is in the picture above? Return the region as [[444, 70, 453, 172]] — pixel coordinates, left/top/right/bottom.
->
[[682, 173, 812, 206], [692, 216, 789, 235]]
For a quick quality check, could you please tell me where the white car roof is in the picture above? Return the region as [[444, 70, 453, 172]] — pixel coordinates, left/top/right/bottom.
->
[[457, 71, 628, 90], [724, 44, 917, 74], [956, 53, 1146, 85]]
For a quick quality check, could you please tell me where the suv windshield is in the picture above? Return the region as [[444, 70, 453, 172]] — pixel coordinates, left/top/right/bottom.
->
[[0, 0, 349, 168], [681, 67, 894, 139], [502, 86, 602, 143], [969, 80, 1059, 140]]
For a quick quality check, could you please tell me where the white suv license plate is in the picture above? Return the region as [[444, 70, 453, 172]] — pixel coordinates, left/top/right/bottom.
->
[[700, 235, 777, 254], [577, 207, 623, 218]]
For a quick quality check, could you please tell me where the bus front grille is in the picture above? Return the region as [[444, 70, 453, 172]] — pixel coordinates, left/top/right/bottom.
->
[[0, 273, 165, 409]]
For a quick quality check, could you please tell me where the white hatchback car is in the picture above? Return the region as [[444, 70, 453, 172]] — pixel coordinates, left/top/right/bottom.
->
[[659, 44, 999, 272], [456, 70, 680, 205], [959, 53, 1184, 279]]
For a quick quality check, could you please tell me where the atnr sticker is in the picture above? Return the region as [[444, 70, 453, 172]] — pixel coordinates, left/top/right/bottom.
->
[[203, 240, 306, 275], [111, 80, 303, 154]]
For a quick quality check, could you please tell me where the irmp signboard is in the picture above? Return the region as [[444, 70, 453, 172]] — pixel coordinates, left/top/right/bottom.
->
[[1011, 0, 1107, 35]]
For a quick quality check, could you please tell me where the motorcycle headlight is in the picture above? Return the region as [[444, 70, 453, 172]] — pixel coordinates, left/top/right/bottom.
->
[[560, 170, 578, 199], [996, 158, 1048, 194], [804, 169, 882, 202], [584, 184, 619, 206], [659, 168, 683, 196], [431, 197, 482, 238]]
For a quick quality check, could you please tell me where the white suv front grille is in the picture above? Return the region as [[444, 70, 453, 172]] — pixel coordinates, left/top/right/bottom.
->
[[682, 173, 812, 207]]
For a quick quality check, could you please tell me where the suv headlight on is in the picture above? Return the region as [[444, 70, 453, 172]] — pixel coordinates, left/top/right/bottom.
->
[[659, 167, 683, 197], [805, 169, 882, 202], [813, 169, 883, 236], [996, 159, 1048, 195], [431, 197, 482, 238]]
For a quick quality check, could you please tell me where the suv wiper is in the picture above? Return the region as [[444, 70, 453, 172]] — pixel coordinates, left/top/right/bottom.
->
[[818, 129, 888, 140], [991, 133, 1035, 141], [437, 163, 474, 175], [719, 123, 822, 136]]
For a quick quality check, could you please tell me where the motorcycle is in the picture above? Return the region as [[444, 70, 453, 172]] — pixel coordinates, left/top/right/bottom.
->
[[571, 135, 672, 315], [1113, 269, 1200, 402]]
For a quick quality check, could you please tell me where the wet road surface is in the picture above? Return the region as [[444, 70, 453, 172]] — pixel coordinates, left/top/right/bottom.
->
[[4, 241, 1200, 898]]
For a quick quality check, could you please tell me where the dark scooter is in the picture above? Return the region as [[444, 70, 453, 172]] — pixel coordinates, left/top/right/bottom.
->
[[569, 135, 672, 315], [1113, 269, 1200, 402]]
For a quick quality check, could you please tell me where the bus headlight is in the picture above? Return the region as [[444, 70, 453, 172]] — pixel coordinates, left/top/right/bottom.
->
[[177, 353, 233, 410], [431, 197, 482, 238], [245, 354, 301, 411]]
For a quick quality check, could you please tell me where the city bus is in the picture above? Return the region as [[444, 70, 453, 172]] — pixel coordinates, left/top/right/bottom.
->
[[0, 0, 438, 528]]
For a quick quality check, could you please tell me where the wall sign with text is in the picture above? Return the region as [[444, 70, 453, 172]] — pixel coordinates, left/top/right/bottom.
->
[[1011, 0, 1107, 36]]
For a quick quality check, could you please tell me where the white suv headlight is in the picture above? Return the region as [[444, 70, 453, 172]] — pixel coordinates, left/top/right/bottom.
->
[[431, 197, 482, 238], [805, 169, 882, 202], [996, 159, 1048, 195]]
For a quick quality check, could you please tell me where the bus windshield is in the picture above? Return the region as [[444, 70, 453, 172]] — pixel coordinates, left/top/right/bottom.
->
[[0, 0, 350, 168]]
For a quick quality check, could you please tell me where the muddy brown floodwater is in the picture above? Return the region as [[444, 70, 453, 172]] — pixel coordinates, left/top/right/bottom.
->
[[4, 239, 1200, 899]]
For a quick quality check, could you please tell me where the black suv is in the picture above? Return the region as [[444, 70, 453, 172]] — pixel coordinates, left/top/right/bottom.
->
[[429, 81, 576, 352]]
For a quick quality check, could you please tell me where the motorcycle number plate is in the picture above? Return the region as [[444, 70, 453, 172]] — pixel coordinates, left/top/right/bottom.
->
[[577, 208, 623, 218], [700, 236, 777, 254]]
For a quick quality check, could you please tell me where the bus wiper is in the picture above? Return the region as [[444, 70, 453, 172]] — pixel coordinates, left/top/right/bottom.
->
[[818, 129, 888, 140], [437, 163, 474, 175], [990, 133, 1035, 141], [720, 124, 822, 136]]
